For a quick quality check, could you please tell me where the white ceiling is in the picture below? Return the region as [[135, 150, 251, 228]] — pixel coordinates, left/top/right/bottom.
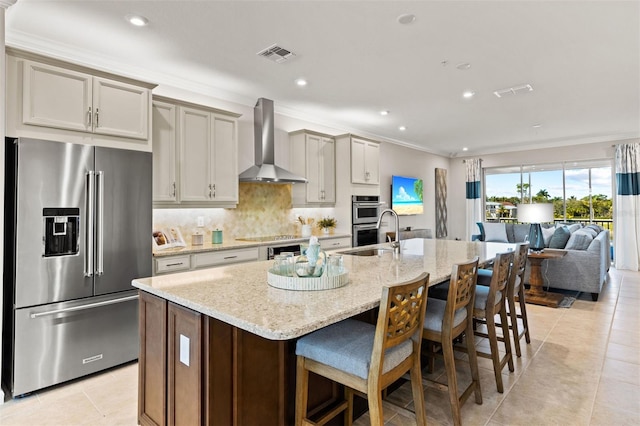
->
[[6, 1, 640, 157]]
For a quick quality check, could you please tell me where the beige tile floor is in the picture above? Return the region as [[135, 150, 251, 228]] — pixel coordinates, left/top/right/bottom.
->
[[0, 267, 638, 425]]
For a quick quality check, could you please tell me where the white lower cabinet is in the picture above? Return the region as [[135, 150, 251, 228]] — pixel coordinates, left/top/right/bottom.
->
[[154, 247, 259, 275], [155, 255, 191, 275], [319, 237, 352, 251]]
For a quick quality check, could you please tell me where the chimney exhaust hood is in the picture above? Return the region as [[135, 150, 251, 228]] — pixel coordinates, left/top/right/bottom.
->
[[239, 98, 307, 184]]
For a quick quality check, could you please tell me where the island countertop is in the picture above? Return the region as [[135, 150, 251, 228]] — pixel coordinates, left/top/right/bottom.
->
[[133, 239, 514, 340]]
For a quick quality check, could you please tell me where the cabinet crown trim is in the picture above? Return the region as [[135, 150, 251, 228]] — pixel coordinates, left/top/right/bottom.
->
[[7, 47, 157, 90], [153, 95, 242, 118]]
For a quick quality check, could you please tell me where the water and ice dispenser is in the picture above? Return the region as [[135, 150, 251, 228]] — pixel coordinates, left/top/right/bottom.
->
[[43, 208, 80, 257]]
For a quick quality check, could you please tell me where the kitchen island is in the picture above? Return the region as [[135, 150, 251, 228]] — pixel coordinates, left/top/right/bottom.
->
[[133, 238, 513, 425]]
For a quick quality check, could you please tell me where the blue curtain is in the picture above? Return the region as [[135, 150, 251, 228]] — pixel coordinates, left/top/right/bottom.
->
[[614, 143, 640, 271], [465, 159, 483, 240]]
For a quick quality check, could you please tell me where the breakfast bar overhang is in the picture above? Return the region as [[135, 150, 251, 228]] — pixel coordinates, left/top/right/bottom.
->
[[132, 239, 514, 426]]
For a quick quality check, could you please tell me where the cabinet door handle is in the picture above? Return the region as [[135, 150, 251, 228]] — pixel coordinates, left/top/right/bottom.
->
[[208, 184, 213, 198], [171, 182, 176, 197], [223, 255, 238, 260], [213, 183, 216, 198], [166, 262, 185, 267], [87, 107, 92, 126], [95, 108, 100, 128]]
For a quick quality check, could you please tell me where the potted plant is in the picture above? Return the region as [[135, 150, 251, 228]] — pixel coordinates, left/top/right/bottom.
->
[[317, 217, 337, 234]]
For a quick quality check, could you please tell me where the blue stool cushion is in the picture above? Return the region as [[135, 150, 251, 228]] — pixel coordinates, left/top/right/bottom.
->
[[423, 298, 467, 332], [475, 285, 502, 310], [296, 319, 413, 380], [477, 269, 492, 286]]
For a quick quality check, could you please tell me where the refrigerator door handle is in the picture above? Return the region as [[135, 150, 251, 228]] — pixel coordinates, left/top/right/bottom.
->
[[96, 171, 104, 276], [29, 294, 139, 318], [85, 171, 95, 277]]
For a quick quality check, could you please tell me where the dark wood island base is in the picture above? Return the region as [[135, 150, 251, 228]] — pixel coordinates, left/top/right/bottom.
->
[[138, 291, 351, 426]]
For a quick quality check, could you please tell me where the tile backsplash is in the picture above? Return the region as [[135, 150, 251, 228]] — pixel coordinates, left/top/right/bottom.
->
[[153, 183, 336, 245]]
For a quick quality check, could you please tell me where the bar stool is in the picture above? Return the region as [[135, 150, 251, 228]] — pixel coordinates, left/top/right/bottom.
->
[[473, 251, 514, 393], [295, 272, 429, 426], [476, 243, 531, 357], [422, 257, 482, 426]]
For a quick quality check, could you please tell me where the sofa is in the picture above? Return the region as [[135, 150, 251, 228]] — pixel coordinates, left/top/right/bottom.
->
[[473, 222, 611, 301]]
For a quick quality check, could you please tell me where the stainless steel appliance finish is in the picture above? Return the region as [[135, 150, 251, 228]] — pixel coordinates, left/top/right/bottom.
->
[[3, 137, 152, 397], [267, 244, 302, 260], [351, 195, 381, 246], [238, 98, 307, 184], [352, 223, 379, 247], [351, 195, 383, 225]]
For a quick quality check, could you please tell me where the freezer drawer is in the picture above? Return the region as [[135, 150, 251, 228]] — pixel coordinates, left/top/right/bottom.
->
[[11, 292, 139, 396]]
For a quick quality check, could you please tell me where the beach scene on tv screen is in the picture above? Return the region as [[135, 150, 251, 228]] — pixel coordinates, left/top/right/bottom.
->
[[392, 175, 424, 215]]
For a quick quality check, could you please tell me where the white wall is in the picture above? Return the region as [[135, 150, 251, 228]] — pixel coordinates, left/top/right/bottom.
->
[[447, 140, 630, 241], [378, 143, 449, 238]]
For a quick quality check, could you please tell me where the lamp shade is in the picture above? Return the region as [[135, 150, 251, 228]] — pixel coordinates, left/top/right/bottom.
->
[[516, 203, 554, 224]]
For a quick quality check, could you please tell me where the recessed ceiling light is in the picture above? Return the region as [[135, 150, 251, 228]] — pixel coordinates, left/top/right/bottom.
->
[[462, 147, 469, 151], [380, 110, 390, 116], [398, 126, 407, 131], [397, 14, 416, 25], [456, 63, 471, 70], [462, 91, 475, 99], [126, 14, 149, 27], [532, 123, 542, 128], [295, 78, 308, 87]]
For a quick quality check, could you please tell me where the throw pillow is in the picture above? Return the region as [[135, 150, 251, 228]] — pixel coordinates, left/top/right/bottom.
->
[[549, 226, 571, 249], [581, 227, 598, 238], [567, 223, 582, 234], [513, 224, 530, 243], [483, 222, 509, 243], [541, 226, 555, 247], [476, 222, 485, 241], [565, 230, 593, 250], [585, 224, 603, 234]]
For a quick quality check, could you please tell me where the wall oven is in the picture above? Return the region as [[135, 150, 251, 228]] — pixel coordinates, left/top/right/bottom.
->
[[352, 195, 382, 225], [351, 195, 382, 247], [352, 223, 380, 247]]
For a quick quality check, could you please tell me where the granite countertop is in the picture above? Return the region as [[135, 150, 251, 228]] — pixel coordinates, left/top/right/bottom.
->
[[134, 238, 514, 340], [153, 233, 352, 257]]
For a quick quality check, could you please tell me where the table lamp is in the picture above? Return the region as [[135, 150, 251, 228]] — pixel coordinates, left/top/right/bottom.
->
[[516, 203, 554, 252]]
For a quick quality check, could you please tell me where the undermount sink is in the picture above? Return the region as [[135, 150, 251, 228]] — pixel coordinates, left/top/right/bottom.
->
[[338, 247, 394, 257]]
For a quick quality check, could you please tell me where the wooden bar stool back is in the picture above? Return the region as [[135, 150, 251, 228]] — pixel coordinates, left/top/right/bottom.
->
[[422, 257, 482, 426], [295, 272, 430, 426], [507, 242, 531, 357], [473, 251, 515, 393]]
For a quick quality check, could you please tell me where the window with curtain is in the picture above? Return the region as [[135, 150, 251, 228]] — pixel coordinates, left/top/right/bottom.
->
[[484, 160, 613, 235]]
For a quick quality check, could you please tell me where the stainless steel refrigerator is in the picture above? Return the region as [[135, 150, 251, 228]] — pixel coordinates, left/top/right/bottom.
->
[[2, 137, 151, 397]]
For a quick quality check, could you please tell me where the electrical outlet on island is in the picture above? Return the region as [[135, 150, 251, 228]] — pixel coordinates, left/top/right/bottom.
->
[[197, 216, 204, 227]]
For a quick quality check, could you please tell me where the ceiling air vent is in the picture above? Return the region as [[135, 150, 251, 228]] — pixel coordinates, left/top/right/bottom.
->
[[493, 84, 533, 98], [257, 44, 295, 63]]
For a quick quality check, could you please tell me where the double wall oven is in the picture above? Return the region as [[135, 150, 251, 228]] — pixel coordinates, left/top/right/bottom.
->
[[352, 195, 382, 247]]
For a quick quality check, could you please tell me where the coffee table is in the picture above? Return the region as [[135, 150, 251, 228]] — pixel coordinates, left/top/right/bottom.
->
[[525, 249, 568, 308]]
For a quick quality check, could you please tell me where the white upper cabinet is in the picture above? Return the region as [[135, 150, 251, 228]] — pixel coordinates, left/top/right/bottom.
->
[[21, 59, 150, 140], [289, 130, 336, 206], [180, 106, 212, 203], [152, 100, 178, 203], [6, 49, 155, 151], [350, 137, 380, 185], [21, 62, 92, 133], [152, 96, 240, 208], [92, 77, 150, 139]]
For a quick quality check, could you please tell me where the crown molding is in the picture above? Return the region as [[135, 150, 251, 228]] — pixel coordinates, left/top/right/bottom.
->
[[0, 0, 17, 9]]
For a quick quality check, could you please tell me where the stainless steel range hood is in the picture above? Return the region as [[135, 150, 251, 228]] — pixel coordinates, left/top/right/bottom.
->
[[239, 98, 307, 184]]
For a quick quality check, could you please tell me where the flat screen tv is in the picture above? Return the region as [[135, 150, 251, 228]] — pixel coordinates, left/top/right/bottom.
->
[[391, 175, 424, 215]]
